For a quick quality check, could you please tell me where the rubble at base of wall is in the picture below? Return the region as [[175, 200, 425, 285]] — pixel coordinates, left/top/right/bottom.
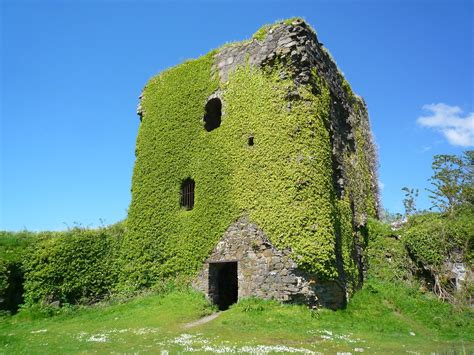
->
[[192, 217, 346, 309]]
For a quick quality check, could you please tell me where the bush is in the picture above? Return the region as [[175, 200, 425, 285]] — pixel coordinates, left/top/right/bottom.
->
[[404, 208, 473, 268], [0, 231, 35, 313], [0, 260, 8, 298], [401, 208, 473, 302], [365, 218, 417, 283], [22, 222, 125, 307]]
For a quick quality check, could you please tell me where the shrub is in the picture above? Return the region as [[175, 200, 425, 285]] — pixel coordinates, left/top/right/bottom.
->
[[0, 230, 35, 313], [22, 222, 125, 306], [402, 208, 473, 302], [365, 218, 417, 283], [0, 259, 7, 298], [404, 208, 473, 268]]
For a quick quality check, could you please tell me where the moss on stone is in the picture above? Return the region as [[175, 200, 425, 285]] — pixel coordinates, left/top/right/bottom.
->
[[252, 25, 271, 42], [252, 17, 312, 42]]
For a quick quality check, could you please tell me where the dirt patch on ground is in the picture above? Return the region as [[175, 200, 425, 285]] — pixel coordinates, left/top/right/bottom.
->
[[182, 312, 221, 329]]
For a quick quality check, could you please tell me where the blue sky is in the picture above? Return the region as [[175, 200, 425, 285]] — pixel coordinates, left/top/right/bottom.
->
[[1, 0, 472, 231]]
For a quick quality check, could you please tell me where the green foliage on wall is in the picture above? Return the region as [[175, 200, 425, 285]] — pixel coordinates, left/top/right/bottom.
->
[[22, 223, 125, 306], [121, 53, 237, 290], [124, 53, 376, 291], [124, 21, 378, 291], [336, 196, 360, 289], [222, 65, 338, 277], [341, 101, 378, 226]]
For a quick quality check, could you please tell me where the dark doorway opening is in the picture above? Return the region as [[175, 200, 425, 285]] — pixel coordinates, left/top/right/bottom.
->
[[203, 98, 222, 132], [208, 261, 238, 310]]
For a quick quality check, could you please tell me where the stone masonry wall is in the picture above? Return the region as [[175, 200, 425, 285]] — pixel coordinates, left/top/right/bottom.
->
[[193, 217, 346, 309]]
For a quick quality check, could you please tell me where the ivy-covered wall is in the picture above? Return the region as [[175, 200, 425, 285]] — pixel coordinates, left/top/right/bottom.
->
[[122, 19, 378, 293]]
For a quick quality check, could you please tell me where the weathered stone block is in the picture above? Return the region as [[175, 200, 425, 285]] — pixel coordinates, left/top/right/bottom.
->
[[193, 217, 346, 309]]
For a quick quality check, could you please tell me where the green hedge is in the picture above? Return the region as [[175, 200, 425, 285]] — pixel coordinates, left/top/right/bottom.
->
[[403, 208, 473, 268], [22, 223, 125, 306], [364, 209, 473, 292], [0, 231, 35, 313], [0, 260, 8, 302]]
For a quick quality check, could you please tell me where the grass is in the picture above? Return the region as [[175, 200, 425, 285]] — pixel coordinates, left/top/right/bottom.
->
[[1, 280, 472, 353]]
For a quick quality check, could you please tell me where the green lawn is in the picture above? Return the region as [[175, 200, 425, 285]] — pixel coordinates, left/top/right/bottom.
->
[[1, 280, 472, 354]]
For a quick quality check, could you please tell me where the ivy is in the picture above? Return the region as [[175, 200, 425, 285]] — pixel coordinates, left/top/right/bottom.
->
[[122, 21, 378, 291]]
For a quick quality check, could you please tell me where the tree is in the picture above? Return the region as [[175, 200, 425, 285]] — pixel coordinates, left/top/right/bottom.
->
[[427, 151, 473, 214], [461, 150, 474, 207], [379, 208, 403, 224], [402, 187, 418, 217]]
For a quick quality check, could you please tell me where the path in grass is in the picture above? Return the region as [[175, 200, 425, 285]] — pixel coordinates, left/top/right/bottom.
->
[[183, 312, 221, 329]]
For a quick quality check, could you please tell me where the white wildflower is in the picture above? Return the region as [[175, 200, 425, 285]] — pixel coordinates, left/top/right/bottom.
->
[[133, 327, 159, 335], [87, 334, 108, 343], [31, 329, 47, 334]]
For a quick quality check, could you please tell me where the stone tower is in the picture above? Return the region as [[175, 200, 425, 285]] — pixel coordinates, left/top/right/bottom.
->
[[124, 18, 379, 309]]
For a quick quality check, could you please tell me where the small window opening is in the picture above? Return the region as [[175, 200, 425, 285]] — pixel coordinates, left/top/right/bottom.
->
[[248, 136, 254, 146], [204, 98, 222, 132], [180, 178, 195, 210], [208, 261, 238, 310]]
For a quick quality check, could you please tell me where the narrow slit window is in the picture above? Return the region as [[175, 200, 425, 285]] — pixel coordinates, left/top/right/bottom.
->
[[180, 178, 195, 210]]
